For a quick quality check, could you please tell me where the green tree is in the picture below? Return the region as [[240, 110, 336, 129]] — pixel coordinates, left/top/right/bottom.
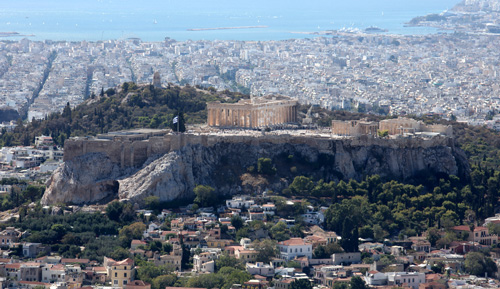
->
[[350, 276, 370, 289], [340, 217, 359, 253], [270, 221, 290, 241], [218, 268, 252, 289], [109, 247, 130, 261], [151, 274, 177, 289], [253, 239, 277, 263], [257, 157, 276, 175], [119, 222, 146, 247], [106, 201, 124, 222], [427, 227, 441, 247], [289, 176, 314, 196], [313, 243, 343, 259], [137, 262, 173, 284], [193, 185, 217, 207], [216, 253, 243, 271], [144, 196, 161, 213], [186, 273, 224, 289], [231, 215, 244, 230], [290, 279, 312, 289], [50, 224, 69, 241], [465, 252, 497, 277]]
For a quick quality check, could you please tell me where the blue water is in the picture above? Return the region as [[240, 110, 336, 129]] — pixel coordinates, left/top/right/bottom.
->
[[0, 0, 460, 41]]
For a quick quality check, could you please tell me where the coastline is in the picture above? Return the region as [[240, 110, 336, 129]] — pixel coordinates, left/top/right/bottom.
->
[[0, 32, 35, 37]]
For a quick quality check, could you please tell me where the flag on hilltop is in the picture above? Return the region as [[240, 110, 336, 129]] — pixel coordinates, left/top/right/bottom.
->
[[173, 116, 178, 124]]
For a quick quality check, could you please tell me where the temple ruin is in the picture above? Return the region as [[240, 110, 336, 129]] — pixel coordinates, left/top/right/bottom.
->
[[332, 117, 453, 137], [207, 96, 298, 128]]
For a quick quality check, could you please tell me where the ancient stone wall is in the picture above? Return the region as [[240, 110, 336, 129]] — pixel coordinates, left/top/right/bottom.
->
[[64, 132, 455, 171]]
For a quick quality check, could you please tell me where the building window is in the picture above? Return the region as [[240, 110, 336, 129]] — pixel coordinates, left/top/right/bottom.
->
[[124, 273, 127, 278], [114, 280, 118, 285], [115, 273, 117, 277]]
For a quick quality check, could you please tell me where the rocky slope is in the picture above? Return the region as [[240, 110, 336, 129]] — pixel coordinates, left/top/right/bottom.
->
[[42, 136, 470, 206]]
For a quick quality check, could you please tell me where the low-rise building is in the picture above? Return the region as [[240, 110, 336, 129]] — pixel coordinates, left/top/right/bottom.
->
[[331, 252, 361, 265], [226, 196, 255, 209], [193, 252, 218, 273], [386, 272, 425, 289], [105, 258, 135, 288], [364, 270, 388, 286], [278, 238, 312, 261], [246, 262, 274, 277], [0, 227, 21, 246]]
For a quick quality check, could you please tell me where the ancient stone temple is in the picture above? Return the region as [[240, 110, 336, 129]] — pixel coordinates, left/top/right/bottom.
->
[[207, 96, 298, 128], [331, 119, 379, 136]]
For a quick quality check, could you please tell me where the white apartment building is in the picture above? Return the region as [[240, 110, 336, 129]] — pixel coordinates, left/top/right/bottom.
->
[[226, 195, 255, 209], [386, 272, 425, 289], [278, 238, 312, 261], [246, 262, 275, 277]]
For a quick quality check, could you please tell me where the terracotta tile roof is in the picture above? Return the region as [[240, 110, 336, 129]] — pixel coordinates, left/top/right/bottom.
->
[[61, 258, 90, 264], [6, 263, 20, 269], [21, 262, 41, 267], [279, 238, 311, 246], [131, 240, 147, 245], [93, 266, 107, 273], [127, 280, 150, 286], [451, 225, 471, 232], [239, 250, 258, 254], [49, 264, 65, 271], [18, 281, 48, 286]]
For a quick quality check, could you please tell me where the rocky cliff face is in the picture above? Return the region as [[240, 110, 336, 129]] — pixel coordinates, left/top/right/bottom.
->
[[41, 153, 123, 205], [42, 137, 470, 206]]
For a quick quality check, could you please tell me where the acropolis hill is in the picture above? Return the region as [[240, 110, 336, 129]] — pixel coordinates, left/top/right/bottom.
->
[[42, 126, 470, 206]]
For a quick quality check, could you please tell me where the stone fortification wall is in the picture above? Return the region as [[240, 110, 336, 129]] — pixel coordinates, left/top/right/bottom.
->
[[64, 133, 455, 170], [64, 137, 171, 168]]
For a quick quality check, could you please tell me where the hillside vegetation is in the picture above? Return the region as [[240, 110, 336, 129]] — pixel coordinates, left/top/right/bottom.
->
[[0, 83, 247, 148]]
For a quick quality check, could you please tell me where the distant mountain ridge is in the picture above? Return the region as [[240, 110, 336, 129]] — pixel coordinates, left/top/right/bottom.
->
[[453, 0, 500, 11]]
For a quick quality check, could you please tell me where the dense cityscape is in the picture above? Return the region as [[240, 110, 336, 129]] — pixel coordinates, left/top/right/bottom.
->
[[1, 33, 500, 127]]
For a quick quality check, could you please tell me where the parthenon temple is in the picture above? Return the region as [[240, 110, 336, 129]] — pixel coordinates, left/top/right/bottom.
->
[[207, 96, 298, 128]]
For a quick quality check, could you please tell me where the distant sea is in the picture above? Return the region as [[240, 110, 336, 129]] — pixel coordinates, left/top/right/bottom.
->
[[0, 0, 460, 42]]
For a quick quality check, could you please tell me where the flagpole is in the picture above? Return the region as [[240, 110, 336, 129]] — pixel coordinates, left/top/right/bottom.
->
[[177, 114, 179, 133]]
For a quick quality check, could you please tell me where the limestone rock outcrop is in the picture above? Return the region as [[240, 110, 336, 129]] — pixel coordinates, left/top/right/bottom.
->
[[41, 153, 122, 205], [42, 136, 470, 206]]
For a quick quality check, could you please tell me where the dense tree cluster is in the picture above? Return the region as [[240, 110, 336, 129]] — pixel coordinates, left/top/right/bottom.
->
[[281, 165, 500, 244], [464, 252, 497, 277], [0, 179, 44, 211], [7, 205, 127, 261]]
